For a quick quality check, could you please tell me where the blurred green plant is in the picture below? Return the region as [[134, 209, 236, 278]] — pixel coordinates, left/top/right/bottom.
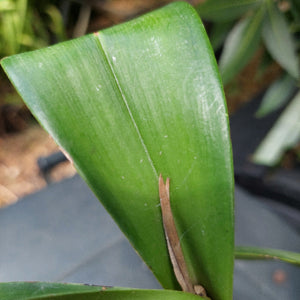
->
[[197, 0, 299, 86], [0, 0, 66, 58], [197, 0, 300, 166], [0, 0, 66, 127]]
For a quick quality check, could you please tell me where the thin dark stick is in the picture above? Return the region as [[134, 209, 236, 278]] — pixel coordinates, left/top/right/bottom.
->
[[159, 174, 207, 297]]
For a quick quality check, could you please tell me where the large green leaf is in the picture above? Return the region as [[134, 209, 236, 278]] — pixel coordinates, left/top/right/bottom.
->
[[262, 1, 300, 79], [0, 282, 206, 300], [1, 3, 234, 300], [196, 0, 262, 22], [219, 7, 264, 85], [235, 246, 300, 266]]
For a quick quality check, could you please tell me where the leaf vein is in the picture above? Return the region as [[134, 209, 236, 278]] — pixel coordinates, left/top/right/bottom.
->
[[95, 32, 158, 178]]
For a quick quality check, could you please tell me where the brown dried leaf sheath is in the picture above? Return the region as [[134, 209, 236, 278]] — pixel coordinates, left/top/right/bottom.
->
[[159, 174, 207, 297]]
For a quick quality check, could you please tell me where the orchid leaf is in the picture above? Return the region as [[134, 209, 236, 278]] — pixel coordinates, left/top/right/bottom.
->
[[1, 3, 234, 300], [0, 282, 207, 300], [196, 0, 262, 22], [253, 91, 300, 166], [256, 73, 296, 118], [235, 246, 300, 266], [262, 1, 300, 79], [219, 7, 264, 85]]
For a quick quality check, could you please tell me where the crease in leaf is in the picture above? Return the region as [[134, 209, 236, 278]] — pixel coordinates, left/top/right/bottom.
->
[[94, 31, 159, 178]]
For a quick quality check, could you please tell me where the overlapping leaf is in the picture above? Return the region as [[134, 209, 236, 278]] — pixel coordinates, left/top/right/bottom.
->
[[219, 7, 264, 85], [256, 74, 296, 118], [235, 246, 300, 266], [196, 0, 262, 22], [262, 1, 300, 79], [209, 21, 235, 51], [0, 283, 206, 300], [253, 91, 300, 166]]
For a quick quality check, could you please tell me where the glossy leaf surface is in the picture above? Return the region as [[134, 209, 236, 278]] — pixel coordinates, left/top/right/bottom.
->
[[235, 246, 300, 266], [196, 0, 262, 22], [262, 1, 300, 79], [1, 3, 234, 300], [219, 8, 264, 85], [0, 282, 207, 300]]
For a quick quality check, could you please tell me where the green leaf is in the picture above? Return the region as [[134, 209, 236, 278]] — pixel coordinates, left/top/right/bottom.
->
[[0, 0, 14, 11], [262, 1, 300, 79], [235, 246, 300, 266], [0, 282, 108, 300], [256, 73, 296, 118], [253, 91, 300, 166], [1, 3, 234, 300], [219, 7, 264, 85], [0, 282, 207, 300], [196, 0, 262, 22], [209, 21, 235, 51], [45, 5, 67, 42]]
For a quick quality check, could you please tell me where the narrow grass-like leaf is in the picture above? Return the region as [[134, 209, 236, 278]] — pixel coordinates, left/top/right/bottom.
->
[[196, 0, 262, 22], [219, 7, 264, 85], [1, 3, 234, 300], [235, 246, 300, 266], [0, 283, 207, 300], [253, 91, 300, 166], [262, 1, 300, 79], [256, 73, 296, 118]]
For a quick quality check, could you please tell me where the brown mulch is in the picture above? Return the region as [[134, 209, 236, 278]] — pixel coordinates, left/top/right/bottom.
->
[[0, 125, 76, 208]]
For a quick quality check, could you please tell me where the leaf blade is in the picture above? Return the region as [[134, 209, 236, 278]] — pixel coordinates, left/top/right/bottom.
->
[[97, 4, 234, 298], [0, 283, 207, 300], [219, 8, 264, 85], [1, 3, 234, 300], [196, 0, 262, 22], [255, 73, 296, 118], [262, 2, 300, 79], [253, 91, 300, 166], [235, 246, 300, 266]]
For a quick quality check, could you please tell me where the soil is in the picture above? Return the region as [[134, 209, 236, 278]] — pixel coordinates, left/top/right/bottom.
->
[[0, 125, 76, 208]]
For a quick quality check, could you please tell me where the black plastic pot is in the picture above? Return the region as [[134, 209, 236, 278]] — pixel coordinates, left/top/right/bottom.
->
[[230, 91, 300, 210]]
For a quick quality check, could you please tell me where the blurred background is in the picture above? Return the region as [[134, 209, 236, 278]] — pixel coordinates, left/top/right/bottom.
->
[[0, 0, 299, 207]]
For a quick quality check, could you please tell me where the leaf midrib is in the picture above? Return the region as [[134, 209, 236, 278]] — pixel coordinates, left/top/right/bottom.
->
[[94, 32, 159, 178]]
